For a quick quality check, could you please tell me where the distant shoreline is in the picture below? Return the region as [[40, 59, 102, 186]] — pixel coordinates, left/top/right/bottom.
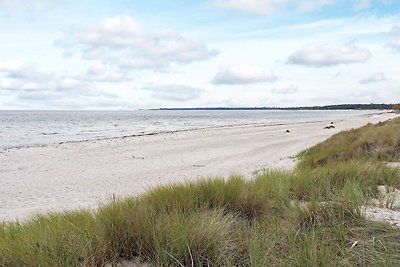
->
[[149, 103, 396, 111]]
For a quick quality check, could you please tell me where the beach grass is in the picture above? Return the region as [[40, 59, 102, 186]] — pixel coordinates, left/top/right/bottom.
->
[[1, 117, 400, 266], [298, 117, 400, 168]]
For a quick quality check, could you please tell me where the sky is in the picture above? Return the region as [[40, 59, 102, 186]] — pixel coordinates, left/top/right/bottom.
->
[[0, 0, 399, 110]]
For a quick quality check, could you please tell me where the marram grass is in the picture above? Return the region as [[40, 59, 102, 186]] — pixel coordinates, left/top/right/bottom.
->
[[1, 117, 400, 266], [298, 117, 400, 167]]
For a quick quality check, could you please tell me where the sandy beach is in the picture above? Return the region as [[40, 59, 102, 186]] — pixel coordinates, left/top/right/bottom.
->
[[0, 111, 396, 221]]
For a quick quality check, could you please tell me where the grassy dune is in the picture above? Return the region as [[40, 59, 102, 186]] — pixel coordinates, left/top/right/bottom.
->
[[1, 117, 400, 266]]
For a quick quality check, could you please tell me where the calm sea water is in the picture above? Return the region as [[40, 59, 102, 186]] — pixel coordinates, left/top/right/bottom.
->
[[0, 110, 370, 149]]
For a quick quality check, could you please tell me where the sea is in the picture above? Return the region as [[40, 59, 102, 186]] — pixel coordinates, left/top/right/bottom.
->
[[0, 110, 372, 149]]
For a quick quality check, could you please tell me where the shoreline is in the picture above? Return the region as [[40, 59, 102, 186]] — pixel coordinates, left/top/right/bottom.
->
[[0, 111, 396, 221], [1, 110, 391, 152], [0, 121, 308, 151]]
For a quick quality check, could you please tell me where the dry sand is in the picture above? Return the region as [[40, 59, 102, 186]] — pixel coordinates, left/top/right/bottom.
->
[[365, 185, 400, 227], [0, 111, 396, 221]]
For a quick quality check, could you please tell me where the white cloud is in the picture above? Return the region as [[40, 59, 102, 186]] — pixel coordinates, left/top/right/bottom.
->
[[388, 39, 400, 51], [271, 85, 299, 94], [0, 60, 37, 78], [15, 91, 130, 110], [353, 0, 393, 10], [391, 25, 400, 35], [212, 65, 277, 85], [359, 72, 387, 84], [212, 0, 289, 15], [0, 60, 30, 71], [211, 0, 392, 14], [0, 60, 53, 90], [353, 0, 371, 10], [288, 43, 371, 67], [0, 59, 122, 108], [57, 15, 218, 70], [388, 25, 400, 52], [298, 0, 336, 12], [0, 0, 55, 10], [212, 0, 339, 15], [82, 63, 135, 83], [142, 85, 204, 101]]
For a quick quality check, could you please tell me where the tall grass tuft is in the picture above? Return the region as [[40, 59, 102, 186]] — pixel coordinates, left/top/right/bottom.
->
[[0, 210, 103, 267], [142, 176, 279, 220], [293, 160, 400, 201]]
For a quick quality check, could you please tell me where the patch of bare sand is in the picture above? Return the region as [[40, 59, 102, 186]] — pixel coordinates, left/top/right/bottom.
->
[[365, 185, 400, 227]]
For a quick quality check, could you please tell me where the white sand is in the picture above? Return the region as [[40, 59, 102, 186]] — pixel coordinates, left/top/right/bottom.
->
[[0, 111, 396, 221], [365, 185, 400, 227]]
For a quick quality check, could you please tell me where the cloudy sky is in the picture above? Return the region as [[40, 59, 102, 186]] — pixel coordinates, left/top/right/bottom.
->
[[0, 0, 399, 109]]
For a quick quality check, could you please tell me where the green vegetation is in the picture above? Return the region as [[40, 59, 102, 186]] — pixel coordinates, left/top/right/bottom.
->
[[1, 118, 400, 266], [299, 117, 400, 167]]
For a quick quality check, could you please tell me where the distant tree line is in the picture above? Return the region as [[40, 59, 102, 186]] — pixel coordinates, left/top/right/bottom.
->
[[158, 103, 400, 111]]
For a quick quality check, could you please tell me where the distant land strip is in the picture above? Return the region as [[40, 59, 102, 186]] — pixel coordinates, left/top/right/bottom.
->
[[149, 103, 400, 111]]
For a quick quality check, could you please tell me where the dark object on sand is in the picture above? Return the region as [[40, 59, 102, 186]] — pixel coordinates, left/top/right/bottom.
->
[[331, 121, 334, 124], [285, 130, 290, 133], [324, 125, 335, 129]]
